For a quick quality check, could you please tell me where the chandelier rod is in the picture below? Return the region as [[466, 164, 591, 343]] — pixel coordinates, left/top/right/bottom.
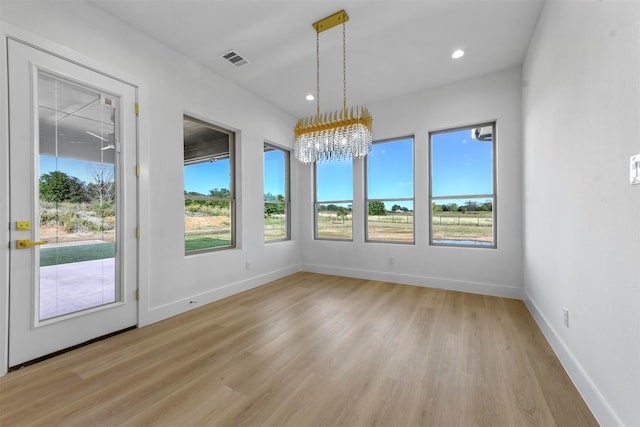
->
[[316, 30, 320, 122], [343, 21, 347, 118]]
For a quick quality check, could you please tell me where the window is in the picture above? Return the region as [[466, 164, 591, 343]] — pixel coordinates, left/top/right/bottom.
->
[[430, 123, 496, 247], [183, 116, 235, 253], [366, 137, 414, 243], [264, 143, 290, 242], [315, 159, 352, 240]]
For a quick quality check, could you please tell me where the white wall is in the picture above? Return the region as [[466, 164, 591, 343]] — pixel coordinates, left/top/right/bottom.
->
[[301, 67, 524, 299], [0, 1, 301, 376], [523, 1, 640, 426], [0, 16, 9, 379]]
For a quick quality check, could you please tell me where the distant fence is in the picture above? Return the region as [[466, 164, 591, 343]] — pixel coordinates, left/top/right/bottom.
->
[[368, 213, 413, 224], [433, 215, 492, 226], [318, 212, 492, 227]]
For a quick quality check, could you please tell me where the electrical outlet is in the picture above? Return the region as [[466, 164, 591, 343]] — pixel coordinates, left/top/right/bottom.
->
[[245, 260, 251, 270], [631, 154, 640, 185], [388, 257, 394, 265], [562, 307, 569, 328]]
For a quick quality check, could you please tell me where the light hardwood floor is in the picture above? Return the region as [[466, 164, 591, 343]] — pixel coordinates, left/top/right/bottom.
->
[[0, 272, 597, 426]]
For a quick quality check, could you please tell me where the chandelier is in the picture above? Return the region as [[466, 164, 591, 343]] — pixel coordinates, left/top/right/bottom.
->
[[294, 10, 373, 164]]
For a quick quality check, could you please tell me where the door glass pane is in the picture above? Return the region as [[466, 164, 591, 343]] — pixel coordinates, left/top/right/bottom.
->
[[38, 71, 119, 320]]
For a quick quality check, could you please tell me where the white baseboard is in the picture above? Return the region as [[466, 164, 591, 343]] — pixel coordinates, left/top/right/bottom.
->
[[301, 263, 523, 299], [523, 293, 622, 427], [141, 265, 301, 326]]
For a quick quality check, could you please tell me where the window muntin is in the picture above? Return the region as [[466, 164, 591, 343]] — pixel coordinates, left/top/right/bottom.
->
[[430, 123, 496, 248], [365, 137, 414, 243], [183, 116, 235, 253], [264, 143, 290, 242], [315, 158, 352, 240]]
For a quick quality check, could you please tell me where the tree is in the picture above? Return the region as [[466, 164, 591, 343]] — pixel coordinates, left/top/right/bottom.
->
[[264, 192, 282, 202], [86, 164, 115, 204], [336, 206, 349, 224], [464, 200, 478, 211], [391, 204, 402, 212], [368, 201, 386, 216], [40, 171, 88, 203], [210, 188, 231, 198]]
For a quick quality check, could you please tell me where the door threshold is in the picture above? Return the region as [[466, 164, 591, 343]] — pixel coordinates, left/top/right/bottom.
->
[[8, 325, 136, 372]]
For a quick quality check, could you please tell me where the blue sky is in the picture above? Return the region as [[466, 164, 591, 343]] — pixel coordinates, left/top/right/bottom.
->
[[184, 160, 231, 194], [431, 128, 493, 198], [40, 155, 112, 183], [42, 128, 492, 206], [263, 149, 285, 197], [314, 138, 414, 209], [367, 138, 413, 200], [317, 158, 353, 201]]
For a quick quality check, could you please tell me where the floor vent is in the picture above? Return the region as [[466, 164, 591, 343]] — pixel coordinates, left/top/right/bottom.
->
[[221, 50, 249, 67]]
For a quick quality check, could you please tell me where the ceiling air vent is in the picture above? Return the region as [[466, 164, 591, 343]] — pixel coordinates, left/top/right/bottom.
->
[[221, 50, 249, 68]]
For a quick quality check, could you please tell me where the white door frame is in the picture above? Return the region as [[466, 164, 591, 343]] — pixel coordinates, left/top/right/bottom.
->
[[0, 26, 147, 376]]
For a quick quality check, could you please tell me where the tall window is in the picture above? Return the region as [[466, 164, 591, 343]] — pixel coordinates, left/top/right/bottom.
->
[[366, 137, 414, 243], [264, 143, 290, 242], [315, 159, 352, 240], [183, 116, 235, 253], [430, 123, 496, 248]]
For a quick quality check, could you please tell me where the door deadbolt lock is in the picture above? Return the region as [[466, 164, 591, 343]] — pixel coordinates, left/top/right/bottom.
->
[[16, 221, 31, 231], [16, 239, 48, 249]]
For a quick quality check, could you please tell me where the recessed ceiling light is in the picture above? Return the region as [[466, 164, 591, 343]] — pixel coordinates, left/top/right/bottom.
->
[[451, 49, 465, 59], [305, 94, 315, 101]]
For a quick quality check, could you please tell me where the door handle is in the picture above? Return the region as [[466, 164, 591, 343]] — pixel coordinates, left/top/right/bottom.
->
[[16, 239, 49, 249]]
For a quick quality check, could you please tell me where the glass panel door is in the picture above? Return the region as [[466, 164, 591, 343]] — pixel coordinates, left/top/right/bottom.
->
[[37, 72, 120, 320], [8, 39, 137, 367]]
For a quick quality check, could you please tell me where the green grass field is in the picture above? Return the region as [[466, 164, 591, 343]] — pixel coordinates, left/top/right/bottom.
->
[[40, 237, 232, 265], [40, 243, 115, 267], [184, 235, 231, 252], [312, 212, 493, 243]]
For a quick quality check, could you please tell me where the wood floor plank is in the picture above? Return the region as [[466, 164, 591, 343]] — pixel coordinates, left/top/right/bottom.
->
[[0, 272, 598, 426]]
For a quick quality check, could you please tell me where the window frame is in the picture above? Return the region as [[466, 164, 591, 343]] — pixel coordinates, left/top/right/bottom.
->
[[183, 115, 236, 255], [263, 142, 291, 243], [314, 159, 353, 241], [429, 121, 497, 249], [364, 136, 415, 244]]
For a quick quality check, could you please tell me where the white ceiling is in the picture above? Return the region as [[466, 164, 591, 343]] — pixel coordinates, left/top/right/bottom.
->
[[90, 0, 544, 118]]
